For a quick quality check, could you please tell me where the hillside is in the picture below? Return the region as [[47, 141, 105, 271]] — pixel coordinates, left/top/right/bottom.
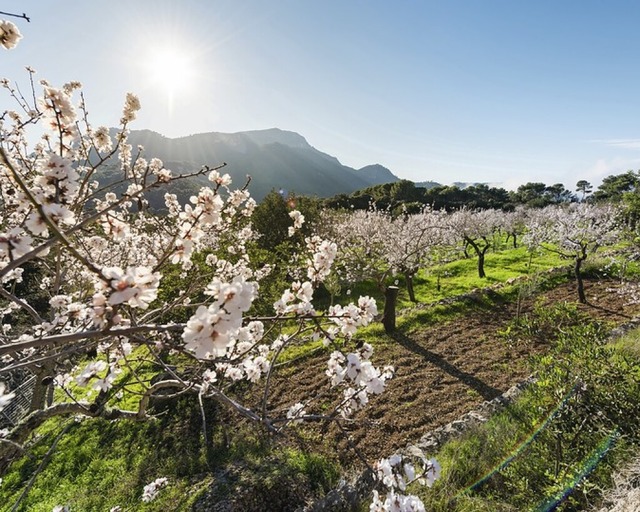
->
[[122, 128, 400, 201]]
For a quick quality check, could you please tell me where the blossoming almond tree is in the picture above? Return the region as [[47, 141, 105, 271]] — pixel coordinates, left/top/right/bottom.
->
[[447, 207, 505, 278], [321, 207, 448, 302], [0, 45, 437, 510], [383, 207, 449, 303], [523, 203, 621, 303]]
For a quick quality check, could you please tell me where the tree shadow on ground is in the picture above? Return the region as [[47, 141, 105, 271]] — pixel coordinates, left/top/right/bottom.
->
[[391, 331, 503, 401], [585, 301, 634, 320]]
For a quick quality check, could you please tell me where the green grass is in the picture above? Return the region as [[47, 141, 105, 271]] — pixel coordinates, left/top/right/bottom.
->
[[0, 397, 341, 512], [405, 313, 640, 511], [330, 244, 567, 313], [0, 412, 209, 511]]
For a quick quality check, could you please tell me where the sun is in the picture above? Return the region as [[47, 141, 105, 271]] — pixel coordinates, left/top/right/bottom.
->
[[145, 45, 197, 108]]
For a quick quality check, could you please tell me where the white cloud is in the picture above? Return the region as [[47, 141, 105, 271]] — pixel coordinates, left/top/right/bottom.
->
[[592, 139, 640, 150], [583, 157, 640, 187]]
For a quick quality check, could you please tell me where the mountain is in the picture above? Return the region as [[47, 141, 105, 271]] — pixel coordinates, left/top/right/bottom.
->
[[122, 128, 400, 201], [356, 164, 398, 184]]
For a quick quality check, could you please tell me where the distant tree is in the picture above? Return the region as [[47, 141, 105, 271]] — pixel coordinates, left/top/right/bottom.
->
[[422, 185, 469, 211], [251, 191, 321, 251], [464, 184, 512, 210], [592, 171, 639, 202], [390, 179, 420, 203], [385, 207, 448, 302], [544, 183, 574, 204], [320, 207, 446, 303], [251, 190, 291, 250], [511, 182, 550, 208], [575, 180, 593, 202]]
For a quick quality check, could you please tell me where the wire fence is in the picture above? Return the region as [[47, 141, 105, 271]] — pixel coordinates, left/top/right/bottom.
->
[[0, 375, 35, 428]]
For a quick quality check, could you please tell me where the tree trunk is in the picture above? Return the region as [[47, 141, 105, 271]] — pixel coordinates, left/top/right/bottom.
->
[[29, 362, 54, 413], [477, 252, 486, 279], [382, 286, 399, 334], [575, 256, 587, 304], [405, 272, 416, 303], [465, 237, 488, 278]]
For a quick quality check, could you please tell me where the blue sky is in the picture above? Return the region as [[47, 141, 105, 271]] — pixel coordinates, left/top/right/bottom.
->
[[3, 1, 640, 190]]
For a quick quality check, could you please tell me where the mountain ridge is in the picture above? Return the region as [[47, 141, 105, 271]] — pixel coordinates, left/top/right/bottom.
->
[[120, 128, 401, 201]]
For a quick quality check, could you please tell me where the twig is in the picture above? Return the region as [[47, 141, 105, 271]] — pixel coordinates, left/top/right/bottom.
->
[[198, 392, 210, 468], [0, 11, 30, 22]]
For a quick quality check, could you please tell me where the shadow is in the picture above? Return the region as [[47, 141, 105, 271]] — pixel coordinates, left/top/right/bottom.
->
[[585, 302, 633, 320], [391, 331, 503, 401]]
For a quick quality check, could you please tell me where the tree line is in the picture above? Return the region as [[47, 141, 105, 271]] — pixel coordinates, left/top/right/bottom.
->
[[322, 172, 640, 213]]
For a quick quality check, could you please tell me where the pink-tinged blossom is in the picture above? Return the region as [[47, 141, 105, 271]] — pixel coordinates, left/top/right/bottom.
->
[[326, 343, 392, 418], [0, 20, 22, 49], [288, 209, 305, 236], [42, 203, 76, 226], [205, 276, 257, 314], [305, 236, 337, 283], [208, 169, 232, 186], [40, 87, 76, 127], [154, 167, 172, 183], [92, 126, 112, 152], [201, 369, 217, 393], [92, 370, 119, 392], [75, 360, 108, 387], [102, 266, 161, 309], [243, 358, 262, 383], [182, 305, 229, 359], [122, 93, 141, 123], [24, 211, 48, 236], [101, 214, 130, 241], [273, 281, 316, 316], [35, 153, 80, 203], [0, 228, 33, 259], [328, 296, 377, 337]]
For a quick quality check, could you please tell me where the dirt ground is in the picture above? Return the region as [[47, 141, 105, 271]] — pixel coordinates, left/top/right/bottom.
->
[[261, 278, 640, 469]]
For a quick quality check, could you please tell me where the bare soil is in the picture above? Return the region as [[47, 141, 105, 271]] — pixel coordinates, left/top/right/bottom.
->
[[263, 278, 640, 469]]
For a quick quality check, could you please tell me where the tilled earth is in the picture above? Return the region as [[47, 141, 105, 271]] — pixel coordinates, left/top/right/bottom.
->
[[261, 278, 640, 469]]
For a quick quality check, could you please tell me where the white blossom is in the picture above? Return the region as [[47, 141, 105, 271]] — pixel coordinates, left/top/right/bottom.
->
[[0, 20, 22, 49], [141, 477, 168, 502]]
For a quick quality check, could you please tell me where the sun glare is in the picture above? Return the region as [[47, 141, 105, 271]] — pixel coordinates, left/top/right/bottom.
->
[[145, 45, 197, 110]]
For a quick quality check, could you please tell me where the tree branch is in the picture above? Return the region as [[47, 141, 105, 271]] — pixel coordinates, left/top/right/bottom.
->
[[0, 11, 30, 22], [0, 323, 184, 359]]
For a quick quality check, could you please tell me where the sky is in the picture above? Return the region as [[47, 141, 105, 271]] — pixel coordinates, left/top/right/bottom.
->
[[3, 1, 640, 191]]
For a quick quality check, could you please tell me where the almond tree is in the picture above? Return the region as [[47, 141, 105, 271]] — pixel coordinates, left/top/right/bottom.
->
[[322, 207, 447, 303], [447, 208, 505, 278], [0, 76, 388, 435], [523, 203, 620, 303], [0, 23, 440, 505], [319, 207, 392, 290], [501, 206, 528, 249], [384, 207, 449, 302]]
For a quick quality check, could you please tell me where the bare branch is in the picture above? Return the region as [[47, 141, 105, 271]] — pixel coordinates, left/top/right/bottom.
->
[[0, 11, 30, 22], [0, 323, 184, 359]]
